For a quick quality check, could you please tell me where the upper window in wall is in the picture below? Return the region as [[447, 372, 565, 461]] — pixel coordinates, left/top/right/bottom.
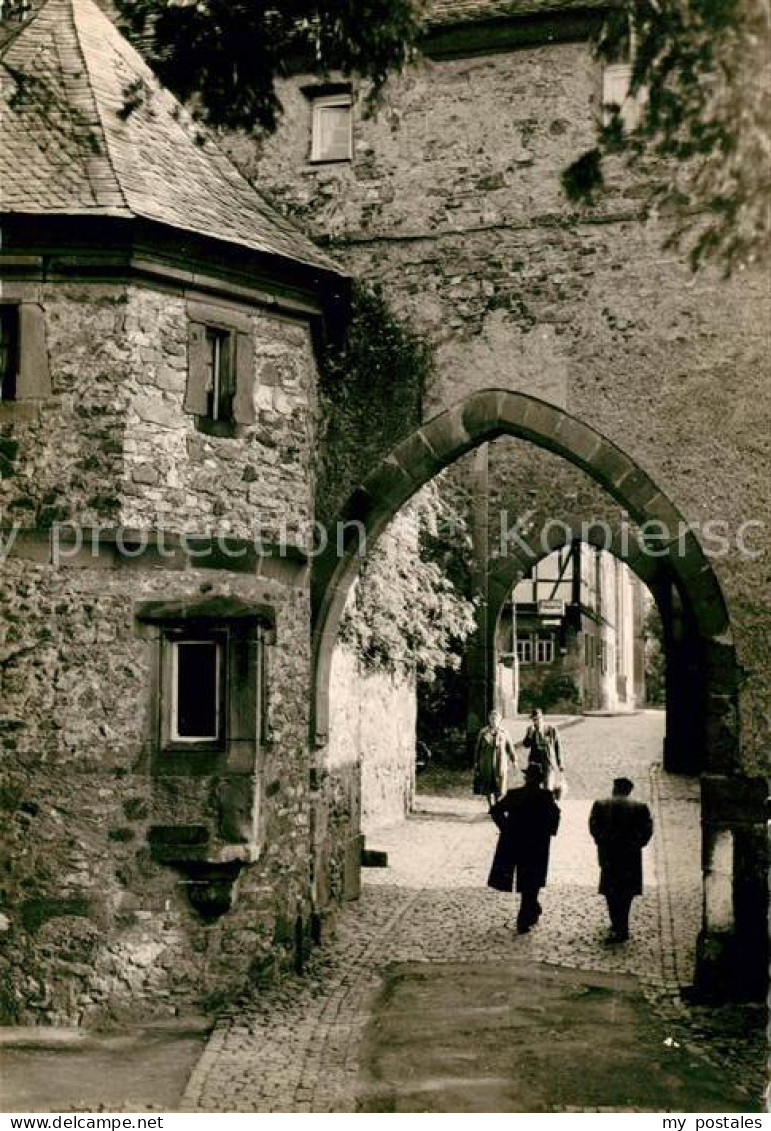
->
[[310, 92, 353, 163], [0, 305, 19, 401], [169, 633, 226, 746], [535, 635, 555, 665]]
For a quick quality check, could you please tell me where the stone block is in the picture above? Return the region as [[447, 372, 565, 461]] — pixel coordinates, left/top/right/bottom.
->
[[552, 414, 602, 466], [613, 464, 660, 514], [361, 457, 414, 512], [589, 442, 637, 495], [392, 429, 444, 484], [462, 390, 506, 439], [701, 773, 766, 827], [421, 407, 472, 462]]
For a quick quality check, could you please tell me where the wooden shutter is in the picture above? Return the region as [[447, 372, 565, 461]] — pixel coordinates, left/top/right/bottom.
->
[[184, 321, 209, 416], [18, 303, 50, 399], [232, 332, 256, 425]]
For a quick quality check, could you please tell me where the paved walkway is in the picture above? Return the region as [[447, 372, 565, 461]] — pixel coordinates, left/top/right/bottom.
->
[[182, 713, 763, 1113]]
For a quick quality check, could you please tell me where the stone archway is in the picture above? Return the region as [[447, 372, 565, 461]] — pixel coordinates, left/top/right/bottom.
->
[[311, 389, 749, 996], [312, 389, 739, 774]]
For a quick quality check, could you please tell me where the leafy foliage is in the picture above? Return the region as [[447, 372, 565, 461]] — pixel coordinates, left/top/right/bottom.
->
[[339, 480, 477, 682], [115, 0, 424, 134], [644, 600, 666, 704], [565, 0, 771, 272], [518, 673, 580, 715]]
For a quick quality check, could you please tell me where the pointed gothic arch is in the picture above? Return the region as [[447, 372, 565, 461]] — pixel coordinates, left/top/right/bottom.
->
[[312, 389, 739, 777]]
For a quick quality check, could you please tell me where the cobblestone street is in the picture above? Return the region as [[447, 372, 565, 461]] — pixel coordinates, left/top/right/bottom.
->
[[182, 713, 764, 1113]]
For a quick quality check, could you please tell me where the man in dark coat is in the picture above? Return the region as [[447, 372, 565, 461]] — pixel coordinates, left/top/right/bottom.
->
[[589, 777, 654, 943], [488, 763, 561, 933]]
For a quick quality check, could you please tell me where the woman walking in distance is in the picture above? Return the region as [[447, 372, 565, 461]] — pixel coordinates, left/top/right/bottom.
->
[[473, 709, 516, 806]]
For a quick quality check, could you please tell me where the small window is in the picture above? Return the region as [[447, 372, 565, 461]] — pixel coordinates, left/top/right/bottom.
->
[[204, 327, 235, 424], [516, 635, 533, 665], [602, 63, 647, 131], [0, 306, 19, 402], [311, 93, 353, 163], [171, 637, 225, 744], [536, 636, 555, 665], [185, 311, 255, 436]]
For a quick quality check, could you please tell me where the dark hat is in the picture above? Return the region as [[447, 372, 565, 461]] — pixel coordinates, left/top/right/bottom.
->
[[613, 777, 634, 795], [525, 763, 544, 783]]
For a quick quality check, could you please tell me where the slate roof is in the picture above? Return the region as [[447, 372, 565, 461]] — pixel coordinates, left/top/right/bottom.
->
[[425, 0, 609, 24], [0, 0, 344, 277]]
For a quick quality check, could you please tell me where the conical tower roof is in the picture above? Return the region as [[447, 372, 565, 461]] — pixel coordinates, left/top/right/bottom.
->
[[0, 0, 343, 277]]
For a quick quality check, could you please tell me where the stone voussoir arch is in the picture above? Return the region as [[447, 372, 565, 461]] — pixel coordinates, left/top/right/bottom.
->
[[312, 389, 736, 746]]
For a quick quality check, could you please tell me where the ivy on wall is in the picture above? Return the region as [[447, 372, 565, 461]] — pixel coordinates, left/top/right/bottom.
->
[[338, 479, 477, 682]]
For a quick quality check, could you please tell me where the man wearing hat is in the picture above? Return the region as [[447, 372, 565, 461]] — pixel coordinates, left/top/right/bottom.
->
[[589, 777, 654, 943], [487, 762, 561, 933]]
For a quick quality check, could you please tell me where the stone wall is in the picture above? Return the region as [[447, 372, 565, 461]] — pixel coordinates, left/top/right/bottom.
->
[[242, 42, 770, 777], [0, 275, 321, 1023], [0, 554, 313, 1024], [319, 510, 420, 909], [246, 31, 768, 995]]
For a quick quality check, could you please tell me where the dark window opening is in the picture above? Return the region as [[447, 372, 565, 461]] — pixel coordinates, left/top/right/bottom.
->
[[172, 638, 224, 742], [0, 306, 19, 402]]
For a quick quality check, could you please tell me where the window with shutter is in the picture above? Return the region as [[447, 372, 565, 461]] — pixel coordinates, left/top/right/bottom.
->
[[0, 306, 19, 401], [0, 301, 50, 403], [311, 94, 353, 163]]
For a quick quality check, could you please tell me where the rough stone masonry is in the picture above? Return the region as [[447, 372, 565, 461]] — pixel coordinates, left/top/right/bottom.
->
[[242, 10, 769, 998]]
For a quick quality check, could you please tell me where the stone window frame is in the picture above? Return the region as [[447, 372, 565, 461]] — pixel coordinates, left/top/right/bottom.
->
[[516, 634, 534, 665], [184, 298, 256, 439], [302, 81, 354, 164], [0, 294, 50, 404], [137, 596, 275, 779]]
